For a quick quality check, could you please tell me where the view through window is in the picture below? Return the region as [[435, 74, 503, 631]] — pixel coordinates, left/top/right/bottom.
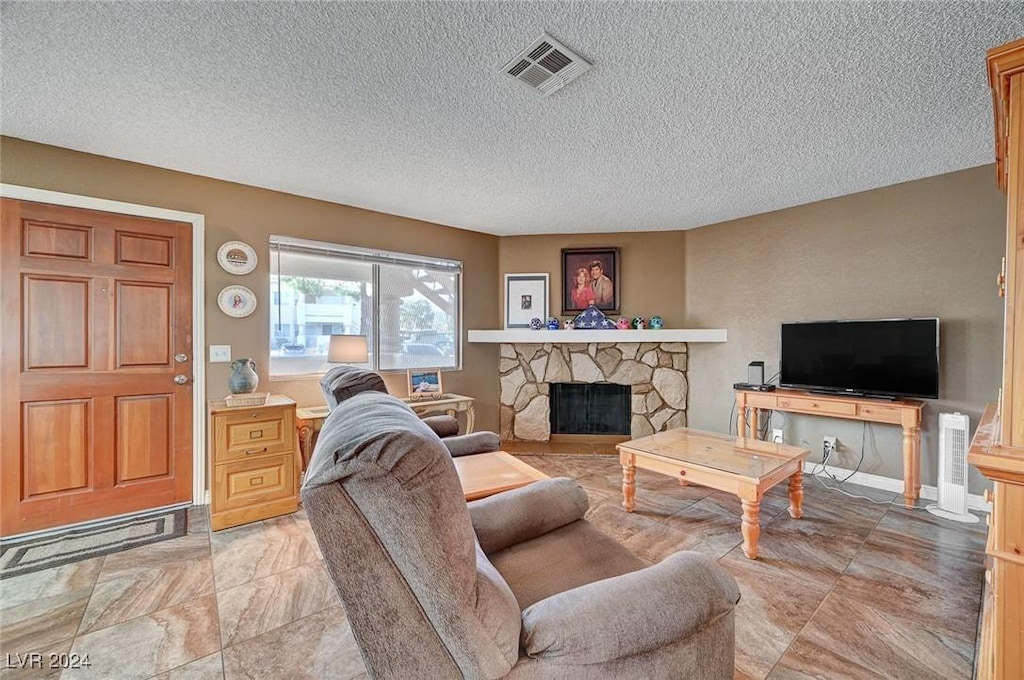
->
[[269, 236, 461, 377]]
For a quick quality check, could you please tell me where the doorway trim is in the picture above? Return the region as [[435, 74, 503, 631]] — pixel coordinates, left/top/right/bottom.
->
[[0, 184, 207, 506]]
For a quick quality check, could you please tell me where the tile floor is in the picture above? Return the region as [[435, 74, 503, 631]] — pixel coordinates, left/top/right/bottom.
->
[[1, 454, 986, 679]]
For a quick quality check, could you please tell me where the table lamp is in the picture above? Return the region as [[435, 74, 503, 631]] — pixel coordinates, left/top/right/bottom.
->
[[327, 335, 369, 364]]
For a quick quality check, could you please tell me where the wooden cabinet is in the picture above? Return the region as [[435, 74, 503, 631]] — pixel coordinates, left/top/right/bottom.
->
[[209, 395, 299, 531], [968, 37, 1024, 680]]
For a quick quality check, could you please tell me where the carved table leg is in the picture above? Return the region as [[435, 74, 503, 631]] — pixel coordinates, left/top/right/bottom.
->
[[788, 469, 804, 519], [622, 458, 636, 512], [741, 499, 761, 559], [736, 406, 747, 438], [298, 425, 313, 471], [902, 426, 919, 507]]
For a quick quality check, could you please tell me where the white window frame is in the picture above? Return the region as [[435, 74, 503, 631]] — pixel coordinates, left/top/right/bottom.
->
[[269, 235, 463, 378]]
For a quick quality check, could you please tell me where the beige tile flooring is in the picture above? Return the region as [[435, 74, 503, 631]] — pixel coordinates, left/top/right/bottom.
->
[[1, 454, 985, 679]]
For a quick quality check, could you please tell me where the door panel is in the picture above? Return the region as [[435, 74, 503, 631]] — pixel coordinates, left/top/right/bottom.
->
[[117, 394, 172, 482], [22, 399, 91, 496], [117, 231, 173, 267], [23, 221, 92, 260], [117, 282, 172, 367], [23, 276, 91, 369], [1, 198, 193, 536]]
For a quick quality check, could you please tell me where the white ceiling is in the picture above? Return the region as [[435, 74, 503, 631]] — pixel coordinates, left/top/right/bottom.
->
[[2, 2, 1022, 236]]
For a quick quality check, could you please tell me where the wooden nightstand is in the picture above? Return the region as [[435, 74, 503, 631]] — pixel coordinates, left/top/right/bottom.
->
[[209, 395, 299, 530]]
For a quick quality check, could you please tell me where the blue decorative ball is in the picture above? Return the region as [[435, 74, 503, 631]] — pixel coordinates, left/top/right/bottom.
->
[[530, 317, 543, 330], [650, 315, 664, 329], [546, 317, 560, 330]]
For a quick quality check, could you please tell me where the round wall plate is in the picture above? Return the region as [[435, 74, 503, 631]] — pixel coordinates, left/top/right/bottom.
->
[[217, 285, 257, 318], [216, 241, 257, 275]]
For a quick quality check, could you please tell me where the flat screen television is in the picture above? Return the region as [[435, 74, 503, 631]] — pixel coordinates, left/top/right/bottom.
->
[[780, 318, 939, 399]]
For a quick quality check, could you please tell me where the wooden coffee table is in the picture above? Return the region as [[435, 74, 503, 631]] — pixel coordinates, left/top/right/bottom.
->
[[617, 427, 808, 559], [453, 451, 549, 501]]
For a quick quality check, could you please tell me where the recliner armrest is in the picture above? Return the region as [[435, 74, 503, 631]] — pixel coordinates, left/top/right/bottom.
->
[[443, 432, 500, 458], [421, 415, 460, 438], [520, 551, 740, 665], [469, 478, 588, 554]]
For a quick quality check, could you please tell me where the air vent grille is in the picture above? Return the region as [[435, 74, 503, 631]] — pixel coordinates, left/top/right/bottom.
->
[[527, 42, 553, 60], [507, 60, 530, 77], [501, 33, 592, 97]]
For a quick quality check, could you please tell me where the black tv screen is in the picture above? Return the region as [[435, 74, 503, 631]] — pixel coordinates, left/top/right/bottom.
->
[[780, 319, 939, 399]]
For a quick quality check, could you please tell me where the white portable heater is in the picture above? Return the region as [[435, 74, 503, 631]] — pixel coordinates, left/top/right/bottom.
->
[[926, 412, 979, 523]]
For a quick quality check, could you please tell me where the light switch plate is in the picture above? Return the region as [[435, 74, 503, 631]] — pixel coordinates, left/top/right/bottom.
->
[[209, 345, 231, 363]]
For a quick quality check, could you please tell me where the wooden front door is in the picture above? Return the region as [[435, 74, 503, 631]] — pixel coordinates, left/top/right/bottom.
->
[[0, 199, 194, 536]]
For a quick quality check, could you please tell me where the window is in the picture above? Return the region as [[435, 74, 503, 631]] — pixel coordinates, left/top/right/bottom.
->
[[269, 236, 461, 378]]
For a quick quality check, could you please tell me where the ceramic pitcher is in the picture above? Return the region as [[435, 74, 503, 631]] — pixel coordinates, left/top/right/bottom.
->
[[229, 358, 259, 394]]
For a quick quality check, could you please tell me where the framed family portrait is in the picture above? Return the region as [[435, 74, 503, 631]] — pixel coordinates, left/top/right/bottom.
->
[[504, 273, 549, 328], [561, 247, 620, 314], [406, 369, 443, 399]]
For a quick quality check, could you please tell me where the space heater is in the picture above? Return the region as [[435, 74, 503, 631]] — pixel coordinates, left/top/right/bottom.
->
[[926, 412, 979, 523]]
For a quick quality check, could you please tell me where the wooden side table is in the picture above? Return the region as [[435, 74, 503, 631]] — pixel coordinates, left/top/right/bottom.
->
[[295, 393, 477, 470]]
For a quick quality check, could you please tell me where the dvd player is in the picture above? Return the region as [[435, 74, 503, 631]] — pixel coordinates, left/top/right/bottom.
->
[[732, 382, 776, 392]]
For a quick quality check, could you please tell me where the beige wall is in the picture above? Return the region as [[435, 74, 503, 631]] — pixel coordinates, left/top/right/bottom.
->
[[4, 136, 1006, 493], [0, 137, 501, 431], [498, 231, 687, 324], [684, 165, 1006, 492]]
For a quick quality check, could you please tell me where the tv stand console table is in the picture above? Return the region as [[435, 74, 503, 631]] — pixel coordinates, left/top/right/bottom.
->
[[735, 387, 924, 507]]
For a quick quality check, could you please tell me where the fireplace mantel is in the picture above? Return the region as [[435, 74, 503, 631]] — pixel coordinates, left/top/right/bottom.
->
[[468, 329, 726, 343]]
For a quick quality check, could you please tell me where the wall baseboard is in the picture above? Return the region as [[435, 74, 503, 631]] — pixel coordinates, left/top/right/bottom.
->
[[802, 462, 992, 513]]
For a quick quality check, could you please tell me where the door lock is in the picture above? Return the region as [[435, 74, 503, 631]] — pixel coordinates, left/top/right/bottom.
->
[[173, 374, 189, 385], [174, 353, 189, 363]]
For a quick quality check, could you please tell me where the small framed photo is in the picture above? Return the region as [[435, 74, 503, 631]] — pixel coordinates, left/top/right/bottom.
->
[[406, 369, 443, 400], [562, 247, 620, 315], [505, 273, 549, 328]]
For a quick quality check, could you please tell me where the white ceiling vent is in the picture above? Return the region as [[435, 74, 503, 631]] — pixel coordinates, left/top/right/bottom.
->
[[502, 33, 592, 97]]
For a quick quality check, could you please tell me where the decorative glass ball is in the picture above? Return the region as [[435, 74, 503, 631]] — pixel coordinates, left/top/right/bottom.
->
[[529, 317, 543, 330], [616, 317, 631, 330], [546, 317, 560, 330], [563, 319, 575, 329], [631, 316, 646, 329], [650, 315, 664, 329]]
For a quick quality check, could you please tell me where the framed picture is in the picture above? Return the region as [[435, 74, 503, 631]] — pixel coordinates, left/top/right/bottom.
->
[[504, 273, 549, 328], [406, 368, 443, 400], [561, 247, 620, 314]]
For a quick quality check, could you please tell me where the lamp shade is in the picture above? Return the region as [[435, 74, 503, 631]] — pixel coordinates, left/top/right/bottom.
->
[[328, 335, 369, 363]]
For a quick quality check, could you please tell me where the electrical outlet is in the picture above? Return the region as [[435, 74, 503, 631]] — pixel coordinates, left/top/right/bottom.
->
[[823, 436, 837, 457], [772, 428, 784, 443]]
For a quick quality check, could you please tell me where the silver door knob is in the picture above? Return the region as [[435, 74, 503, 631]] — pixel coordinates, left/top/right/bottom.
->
[[174, 353, 189, 363], [173, 374, 189, 385]]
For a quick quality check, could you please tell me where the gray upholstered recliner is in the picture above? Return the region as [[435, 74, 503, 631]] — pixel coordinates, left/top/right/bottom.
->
[[301, 390, 740, 680], [319, 364, 499, 457]]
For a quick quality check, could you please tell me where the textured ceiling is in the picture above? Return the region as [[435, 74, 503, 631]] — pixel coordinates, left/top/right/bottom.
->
[[2, 2, 1022, 236]]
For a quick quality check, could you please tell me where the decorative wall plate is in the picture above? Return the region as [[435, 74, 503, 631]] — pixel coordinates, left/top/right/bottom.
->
[[217, 285, 257, 318], [216, 241, 257, 275]]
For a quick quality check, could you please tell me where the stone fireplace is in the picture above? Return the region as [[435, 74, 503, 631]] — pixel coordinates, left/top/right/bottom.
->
[[499, 342, 688, 442]]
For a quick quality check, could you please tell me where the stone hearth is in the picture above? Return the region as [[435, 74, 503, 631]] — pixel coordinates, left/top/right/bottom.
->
[[499, 342, 688, 442]]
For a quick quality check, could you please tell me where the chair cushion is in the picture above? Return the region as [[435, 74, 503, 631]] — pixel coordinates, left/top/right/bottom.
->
[[319, 365, 388, 409], [487, 519, 646, 609]]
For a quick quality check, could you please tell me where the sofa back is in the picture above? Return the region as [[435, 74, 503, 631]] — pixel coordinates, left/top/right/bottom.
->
[[301, 391, 520, 679]]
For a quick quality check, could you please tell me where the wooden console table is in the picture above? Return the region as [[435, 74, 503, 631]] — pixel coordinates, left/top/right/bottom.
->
[[735, 387, 923, 507], [296, 393, 476, 470]]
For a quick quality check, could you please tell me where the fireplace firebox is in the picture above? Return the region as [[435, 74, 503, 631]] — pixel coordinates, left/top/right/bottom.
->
[[550, 383, 631, 435]]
